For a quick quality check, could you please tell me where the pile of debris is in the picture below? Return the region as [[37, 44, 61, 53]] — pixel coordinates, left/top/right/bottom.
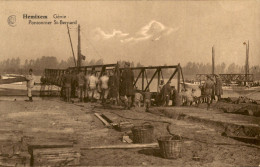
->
[[215, 97, 260, 117], [222, 96, 258, 105]]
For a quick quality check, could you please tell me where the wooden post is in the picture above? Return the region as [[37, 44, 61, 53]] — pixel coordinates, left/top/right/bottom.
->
[[246, 40, 249, 82], [212, 46, 215, 75], [177, 64, 180, 93], [77, 24, 82, 68], [180, 66, 186, 90], [67, 24, 77, 67], [142, 69, 144, 91], [157, 68, 161, 93]]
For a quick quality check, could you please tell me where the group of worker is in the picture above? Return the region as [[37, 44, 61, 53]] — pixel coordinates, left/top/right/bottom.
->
[[180, 74, 223, 110], [156, 80, 182, 107], [45, 64, 223, 111], [61, 68, 119, 104], [60, 62, 159, 110], [201, 74, 223, 109]]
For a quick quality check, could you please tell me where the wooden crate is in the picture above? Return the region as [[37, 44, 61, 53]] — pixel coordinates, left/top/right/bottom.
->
[[116, 122, 134, 132], [32, 147, 80, 166]]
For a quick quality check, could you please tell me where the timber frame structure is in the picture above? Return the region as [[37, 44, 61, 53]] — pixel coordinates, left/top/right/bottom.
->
[[196, 74, 254, 84], [44, 63, 185, 93]]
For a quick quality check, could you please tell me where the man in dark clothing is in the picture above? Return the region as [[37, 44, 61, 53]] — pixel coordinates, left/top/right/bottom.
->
[[77, 70, 85, 102], [203, 75, 215, 110], [161, 81, 172, 106], [62, 70, 72, 102], [108, 69, 119, 105], [171, 86, 181, 106], [120, 62, 134, 109], [71, 71, 77, 98], [215, 75, 223, 101]]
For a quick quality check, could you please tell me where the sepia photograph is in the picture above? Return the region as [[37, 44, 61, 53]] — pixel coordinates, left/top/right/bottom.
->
[[0, 0, 260, 166]]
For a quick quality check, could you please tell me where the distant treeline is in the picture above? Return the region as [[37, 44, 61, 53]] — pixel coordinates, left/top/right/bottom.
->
[[0, 56, 260, 79]]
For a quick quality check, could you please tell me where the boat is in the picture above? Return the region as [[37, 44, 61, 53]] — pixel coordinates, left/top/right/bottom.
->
[[0, 74, 25, 85]]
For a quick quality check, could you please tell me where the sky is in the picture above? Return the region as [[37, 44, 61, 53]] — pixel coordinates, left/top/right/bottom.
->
[[0, 0, 259, 67]]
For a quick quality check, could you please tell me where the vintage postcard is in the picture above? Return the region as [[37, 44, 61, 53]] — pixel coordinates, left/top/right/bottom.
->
[[0, 0, 259, 166]]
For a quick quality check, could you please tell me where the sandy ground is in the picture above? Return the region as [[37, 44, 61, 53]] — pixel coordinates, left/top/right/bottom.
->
[[0, 96, 259, 166]]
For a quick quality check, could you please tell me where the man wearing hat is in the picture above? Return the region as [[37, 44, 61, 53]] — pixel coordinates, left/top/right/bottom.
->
[[203, 75, 215, 110], [25, 69, 35, 102], [120, 62, 134, 109]]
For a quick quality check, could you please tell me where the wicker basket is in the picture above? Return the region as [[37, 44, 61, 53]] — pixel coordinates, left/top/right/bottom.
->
[[157, 135, 183, 159], [131, 122, 154, 144]]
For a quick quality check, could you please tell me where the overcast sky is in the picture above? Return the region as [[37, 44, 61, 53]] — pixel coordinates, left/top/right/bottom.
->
[[0, 1, 259, 67]]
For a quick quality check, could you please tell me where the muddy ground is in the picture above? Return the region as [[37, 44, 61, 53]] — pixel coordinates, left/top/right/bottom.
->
[[0, 97, 259, 166]]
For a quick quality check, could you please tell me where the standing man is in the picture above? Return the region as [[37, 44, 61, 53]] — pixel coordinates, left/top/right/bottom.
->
[[88, 71, 98, 102], [161, 81, 172, 106], [215, 75, 223, 101], [71, 70, 77, 98], [172, 86, 182, 106], [99, 71, 109, 103], [25, 69, 35, 102], [62, 70, 72, 102], [120, 62, 134, 109], [108, 69, 119, 105], [203, 75, 215, 110], [157, 79, 165, 106], [77, 70, 85, 102], [84, 72, 90, 102]]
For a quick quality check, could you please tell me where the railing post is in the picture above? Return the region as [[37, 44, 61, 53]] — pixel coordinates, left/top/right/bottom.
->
[[157, 68, 161, 93], [177, 64, 180, 93], [142, 69, 144, 91]]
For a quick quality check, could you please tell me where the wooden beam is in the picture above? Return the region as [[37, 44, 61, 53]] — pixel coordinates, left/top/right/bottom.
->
[[145, 69, 158, 91], [177, 64, 180, 93], [157, 68, 161, 93], [81, 143, 158, 150], [180, 66, 186, 90], [167, 68, 178, 83], [133, 70, 143, 87], [142, 70, 144, 91], [94, 113, 111, 127], [125, 65, 178, 70]]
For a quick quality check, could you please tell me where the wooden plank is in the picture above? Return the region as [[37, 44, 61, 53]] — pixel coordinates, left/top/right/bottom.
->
[[28, 143, 73, 150], [123, 135, 133, 143], [81, 143, 158, 150], [94, 113, 111, 127]]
